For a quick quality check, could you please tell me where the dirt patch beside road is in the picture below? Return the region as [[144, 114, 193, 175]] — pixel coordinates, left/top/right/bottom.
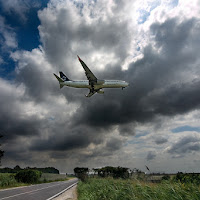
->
[[52, 185, 77, 200]]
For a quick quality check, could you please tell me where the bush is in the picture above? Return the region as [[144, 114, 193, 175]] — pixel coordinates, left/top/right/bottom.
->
[[0, 173, 18, 187], [15, 170, 42, 183], [162, 174, 170, 181], [173, 172, 200, 185]]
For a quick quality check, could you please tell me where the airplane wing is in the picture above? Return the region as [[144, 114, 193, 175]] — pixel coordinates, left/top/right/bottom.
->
[[77, 55, 97, 84], [85, 89, 96, 97]]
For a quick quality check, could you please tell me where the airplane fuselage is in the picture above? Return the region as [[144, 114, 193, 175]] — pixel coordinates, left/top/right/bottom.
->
[[60, 80, 129, 90]]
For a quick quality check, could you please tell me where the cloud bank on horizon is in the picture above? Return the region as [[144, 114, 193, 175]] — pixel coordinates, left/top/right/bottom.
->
[[0, 0, 200, 173]]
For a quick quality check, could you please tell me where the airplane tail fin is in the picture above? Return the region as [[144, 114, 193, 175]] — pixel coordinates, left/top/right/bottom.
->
[[59, 71, 70, 81], [53, 73, 64, 89]]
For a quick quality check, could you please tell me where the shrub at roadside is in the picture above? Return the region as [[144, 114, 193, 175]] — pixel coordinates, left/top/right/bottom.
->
[[161, 174, 170, 181], [15, 170, 42, 183], [173, 172, 200, 185], [0, 173, 19, 188]]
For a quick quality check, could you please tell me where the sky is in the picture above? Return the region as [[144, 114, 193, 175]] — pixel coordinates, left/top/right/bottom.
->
[[0, 0, 200, 174]]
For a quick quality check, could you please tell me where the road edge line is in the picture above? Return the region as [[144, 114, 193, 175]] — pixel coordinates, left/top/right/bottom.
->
[[46, 182, 78, 200]]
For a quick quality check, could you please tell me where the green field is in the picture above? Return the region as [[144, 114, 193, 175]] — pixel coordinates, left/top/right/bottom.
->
[[77, 178, 200, 200], [40, 173, 68, 182]]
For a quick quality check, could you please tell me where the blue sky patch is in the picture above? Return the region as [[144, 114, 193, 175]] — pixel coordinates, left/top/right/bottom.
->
[[138, 9, 150, 24], [137, 0, 161, 24], [125, 139, 143, 145], [168, 0, 179, 9], [0, 0, 49, 79], [171, 125, 200, 133], [135, 131, 149, 138]]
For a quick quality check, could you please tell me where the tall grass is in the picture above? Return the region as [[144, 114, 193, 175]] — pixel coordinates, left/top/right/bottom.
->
[[77, 178, 200, 200], [0, 173, 27, 189]]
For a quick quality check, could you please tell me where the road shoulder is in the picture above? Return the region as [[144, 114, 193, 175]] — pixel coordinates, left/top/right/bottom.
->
[[52, 184, 77, 200]]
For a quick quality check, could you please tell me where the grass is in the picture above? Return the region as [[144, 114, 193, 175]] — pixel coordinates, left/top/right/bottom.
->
[[77, 178, 200, 200], [40, 173, 69, 182], [0, 173, 28, 189]]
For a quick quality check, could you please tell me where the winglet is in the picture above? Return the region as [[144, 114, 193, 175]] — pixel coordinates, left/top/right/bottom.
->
[[77, 55, 81, 61]]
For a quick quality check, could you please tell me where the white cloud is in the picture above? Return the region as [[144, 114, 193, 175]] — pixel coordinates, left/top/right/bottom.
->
[[0, 0, 41, 22], [0, 16, 18, 49]]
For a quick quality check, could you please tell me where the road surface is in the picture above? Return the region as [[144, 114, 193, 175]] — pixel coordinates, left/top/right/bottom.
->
[[0, 178, 78, 200]]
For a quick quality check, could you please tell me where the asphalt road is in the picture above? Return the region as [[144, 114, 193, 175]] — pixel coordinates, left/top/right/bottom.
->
[[0, 178, 78, 200]]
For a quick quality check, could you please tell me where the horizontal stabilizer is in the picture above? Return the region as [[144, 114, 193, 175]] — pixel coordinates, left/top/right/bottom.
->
[[97, 89, 104, 94], [53, 73, 64, 89]]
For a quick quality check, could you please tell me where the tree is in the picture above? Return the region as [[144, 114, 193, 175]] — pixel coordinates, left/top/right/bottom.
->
[[14, 165, 22, 172], [97, 166, 129, 179], [0, 135, 4, 166], [74, 167, 89, 182]]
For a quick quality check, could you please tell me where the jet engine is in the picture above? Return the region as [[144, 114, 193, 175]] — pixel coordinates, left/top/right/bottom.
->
[[97, 89, 104, 94]]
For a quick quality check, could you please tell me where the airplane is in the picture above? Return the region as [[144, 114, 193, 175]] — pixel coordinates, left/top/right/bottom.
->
[[54, 55, 129, 97]]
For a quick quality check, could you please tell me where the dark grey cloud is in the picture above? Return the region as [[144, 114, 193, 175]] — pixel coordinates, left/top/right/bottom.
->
[[143, 79, 200, 115], [71, 17, 200, 130], [150, 18, 196, 57], [16, 63, 57, 102], [119, 124, 136, 136], [146, 151, 156, 161], [167, 136, 200, 155], [105, 137, 123, 151], [30, 125, 104, 152], [154, 137, 168, 145], [0, 80, 43, 140]]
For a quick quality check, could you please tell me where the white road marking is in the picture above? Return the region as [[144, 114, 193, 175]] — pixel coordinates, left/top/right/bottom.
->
[[0, 182, 69, 200], [0, 185, 31, 192], [0, 182, 57, 192], [46, 182, 78, 200]]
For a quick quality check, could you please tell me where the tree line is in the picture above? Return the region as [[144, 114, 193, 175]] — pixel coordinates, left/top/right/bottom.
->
[[74, 166, 143, 181], [0, 166, 59, 174], [74, 166, 200, 185]]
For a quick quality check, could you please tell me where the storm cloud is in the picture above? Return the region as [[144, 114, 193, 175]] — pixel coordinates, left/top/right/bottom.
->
[[1, 0, 200, 173], [71, 17, 200, 131], [167, 136, 200, 156], [154, 137, 168, 145]]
